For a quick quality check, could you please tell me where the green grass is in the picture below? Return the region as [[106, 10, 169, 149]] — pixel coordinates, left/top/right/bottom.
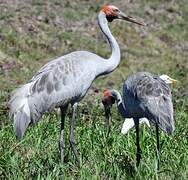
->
[[0, 0, 188, 179], [0, 100, 188, 179]]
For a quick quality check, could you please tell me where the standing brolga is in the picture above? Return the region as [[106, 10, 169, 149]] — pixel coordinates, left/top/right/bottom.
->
[[102, 72, 176, 169], [9, 5, 146, 163]]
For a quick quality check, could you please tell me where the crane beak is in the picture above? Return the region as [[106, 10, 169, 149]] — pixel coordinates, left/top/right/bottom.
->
[[170, 78, 178, 84], [103, 104, 111, 130], [102, 96, 112, 131], [118, 12, 146, 26]]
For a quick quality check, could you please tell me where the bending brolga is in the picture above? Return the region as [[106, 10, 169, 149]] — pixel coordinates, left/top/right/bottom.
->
[[102, 72, 176, 169], [121, 74, 177, 134], [9, 5, 145, 163]]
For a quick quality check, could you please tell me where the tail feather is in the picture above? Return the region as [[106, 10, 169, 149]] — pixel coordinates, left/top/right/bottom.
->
[[146, 96, 175, 135], [9, 84, 31, 140], [13, 109, 30, 140]]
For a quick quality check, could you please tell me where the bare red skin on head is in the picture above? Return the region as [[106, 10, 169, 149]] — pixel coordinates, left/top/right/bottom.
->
[[101, 5, 118, 16], [103, 89, 111, 97], [102, 89, 115, 106]]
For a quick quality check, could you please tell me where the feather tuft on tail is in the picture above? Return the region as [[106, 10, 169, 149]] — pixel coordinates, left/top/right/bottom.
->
[[9, 84, 31, 140]]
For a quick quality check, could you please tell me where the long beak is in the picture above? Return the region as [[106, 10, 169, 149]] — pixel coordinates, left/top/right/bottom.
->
[[170, 78, 178, 84], [104, 105, 111, 131], [118, 12, 146, 26]]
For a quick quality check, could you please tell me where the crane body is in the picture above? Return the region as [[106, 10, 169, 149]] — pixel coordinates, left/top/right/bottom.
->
[[102, 72, 176, 169], [9, 5, 145, 163], [121, 74, 177, 135], [10, 52, 102, 137]]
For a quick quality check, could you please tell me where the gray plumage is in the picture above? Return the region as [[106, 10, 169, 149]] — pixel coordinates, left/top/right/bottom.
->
[[9, 7, 120, 139], [8, 5, 145, 163], [122, 72, 174, 134], [102, 72, 175, 168], [9, 51, 111, 138]]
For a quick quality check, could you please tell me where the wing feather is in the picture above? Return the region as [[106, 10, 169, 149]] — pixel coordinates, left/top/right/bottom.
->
[[26, 51, 97, 122], [138, 74, 174, 134], [124, 72, 175, 134]]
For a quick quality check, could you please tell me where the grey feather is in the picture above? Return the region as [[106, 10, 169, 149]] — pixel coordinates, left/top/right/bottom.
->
[[9, 50, 116, 138], [123, 72, 174, 134], [9, 10, 122, 140], [13, 109, 30, 140], [8, 84, 31, 139]]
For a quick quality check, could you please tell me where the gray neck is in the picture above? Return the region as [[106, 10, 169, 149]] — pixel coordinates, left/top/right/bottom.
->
[[96, 12, 121, 75], [111, 90, 127, 118]]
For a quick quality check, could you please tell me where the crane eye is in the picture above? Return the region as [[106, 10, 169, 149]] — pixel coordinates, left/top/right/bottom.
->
[[113, 8, 119, 12]]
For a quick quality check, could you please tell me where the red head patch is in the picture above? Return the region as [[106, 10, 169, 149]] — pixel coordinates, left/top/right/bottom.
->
[[101, 5, 119, 16], [103, 89, 111, 97], [102, 89, 115, 106]]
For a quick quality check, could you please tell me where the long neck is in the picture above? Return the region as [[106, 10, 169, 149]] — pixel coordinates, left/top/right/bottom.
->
[[112, 90, 127, 118], [96, 12, 121, 75]]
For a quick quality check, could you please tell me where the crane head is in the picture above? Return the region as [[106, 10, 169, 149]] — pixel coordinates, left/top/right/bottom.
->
[[101, 5, 146, 26], [159, 74, 178, 84], [102, 89, 116, 131], [102, 89, 116, 108]]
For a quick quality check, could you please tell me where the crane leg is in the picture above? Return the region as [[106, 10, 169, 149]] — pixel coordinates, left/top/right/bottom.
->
[[69, 103, 80, 165], [59, 105, 68, 163], [156, 123, 160, 170], [134, 118, 141, 167]]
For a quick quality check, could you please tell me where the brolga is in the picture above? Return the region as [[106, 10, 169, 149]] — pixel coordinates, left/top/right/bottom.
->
[[9, 5, 145, 164], [121, 74, 177, 134], [102, 72, 176, 169]]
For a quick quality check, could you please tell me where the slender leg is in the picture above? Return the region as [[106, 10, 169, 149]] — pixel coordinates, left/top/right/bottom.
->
[[69, 103, 80, 165], [156, 123, 160, 170], [59, 105, 68, 163], [134, 118, 141, 167]]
